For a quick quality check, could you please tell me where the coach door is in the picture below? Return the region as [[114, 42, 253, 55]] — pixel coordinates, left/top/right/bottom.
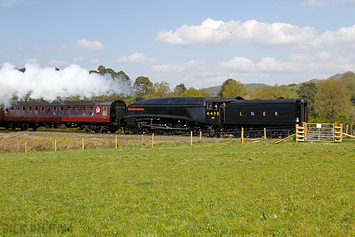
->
[[206, 102, 221, 124]]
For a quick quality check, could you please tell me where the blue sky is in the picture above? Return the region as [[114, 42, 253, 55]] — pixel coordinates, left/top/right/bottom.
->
[[1, 0, 355, 90]]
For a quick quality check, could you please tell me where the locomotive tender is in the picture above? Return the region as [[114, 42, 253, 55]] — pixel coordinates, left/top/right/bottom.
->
[[0, 97, 308, 137]]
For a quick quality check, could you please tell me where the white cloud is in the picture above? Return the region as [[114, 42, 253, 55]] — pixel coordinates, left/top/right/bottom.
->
[[35, 39, 104, 51], [155, 18, 355, 52], [90, 59, 101, 64], [47, 59, 70, 68], [72, 56, 86, 63], [116, 52, 158, 64], [156, 18, 318, 48], [217, 57, 255, 71], [149, 52, 355, 88], [23, 58, 41, 64], [73, 39, 104, 51], [151, 60, 206, 73]]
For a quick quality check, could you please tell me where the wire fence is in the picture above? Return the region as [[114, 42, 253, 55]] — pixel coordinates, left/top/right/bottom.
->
[[0, 127, 299, 153]]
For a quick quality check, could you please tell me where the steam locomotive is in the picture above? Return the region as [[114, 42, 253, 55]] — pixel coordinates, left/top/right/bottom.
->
[[0, 97, 308, 137]]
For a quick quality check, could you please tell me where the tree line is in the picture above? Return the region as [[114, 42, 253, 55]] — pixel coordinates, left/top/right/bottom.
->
[[88, 66, 355, 125], [17, 65, 355, 125]]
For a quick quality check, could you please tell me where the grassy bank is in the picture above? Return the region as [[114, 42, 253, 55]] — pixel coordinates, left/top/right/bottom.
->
[[1, 140, 355, 236]]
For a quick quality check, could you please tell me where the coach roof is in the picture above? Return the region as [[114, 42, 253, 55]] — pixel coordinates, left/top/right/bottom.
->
[[10, 100, 120, 107]]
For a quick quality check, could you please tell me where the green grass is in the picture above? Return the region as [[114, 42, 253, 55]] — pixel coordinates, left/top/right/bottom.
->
[[1, 140, 355, 236]]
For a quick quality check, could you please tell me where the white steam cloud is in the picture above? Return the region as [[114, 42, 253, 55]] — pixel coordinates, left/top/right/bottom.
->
[[0, 63, 130, 107]]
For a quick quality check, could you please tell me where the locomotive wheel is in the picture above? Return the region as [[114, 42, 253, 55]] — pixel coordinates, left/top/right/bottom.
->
[[123, 126, 130, 134]]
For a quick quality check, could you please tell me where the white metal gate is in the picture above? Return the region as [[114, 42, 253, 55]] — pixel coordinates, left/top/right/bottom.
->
[[305, 123, 334, 142]]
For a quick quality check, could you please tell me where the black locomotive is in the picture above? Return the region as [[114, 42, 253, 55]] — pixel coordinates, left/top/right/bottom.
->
[[121, 97, 308, 137]]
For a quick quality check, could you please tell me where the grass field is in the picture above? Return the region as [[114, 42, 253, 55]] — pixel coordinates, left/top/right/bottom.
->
[[1, 138, 355, 236]]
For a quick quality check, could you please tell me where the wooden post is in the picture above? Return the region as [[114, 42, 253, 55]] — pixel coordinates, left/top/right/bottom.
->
[[25, 142, 27, 153], [82, 138, 85, 150], [243, 127, 245, 143], [346, 125, 349, 135], [200, 131, 202, 141], [152, 133, 154, 148], [54, 139, 57, 151], [191, 131, 193, 146], [115, 135, 117, 148], [264, 128, 267, 139]]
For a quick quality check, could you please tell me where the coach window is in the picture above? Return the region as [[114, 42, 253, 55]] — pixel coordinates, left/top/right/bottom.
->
[[46, 107, 50, 115], [40, 107, 45, 115], [59, 107, 64, 115], [15, 107, 20, 115], [95, 106, 101, 115], [9, 107, 14, 115], [73, 107, 79, 115], [52, 107, 57, 115], [81, 107, 86, 115], [34, 107, 38, 115], [88, 106, 94, 116], [21, 107, 26, 115], [66, 107, 72, 115], [27, 107, 32, 115], [103, 106, 108, 116]]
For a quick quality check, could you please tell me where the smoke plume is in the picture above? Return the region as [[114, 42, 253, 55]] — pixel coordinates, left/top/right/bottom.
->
[[0, 63, 130, 107]]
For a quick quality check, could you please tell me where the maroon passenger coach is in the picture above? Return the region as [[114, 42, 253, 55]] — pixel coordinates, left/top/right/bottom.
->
[[1, 100, 126, 132]]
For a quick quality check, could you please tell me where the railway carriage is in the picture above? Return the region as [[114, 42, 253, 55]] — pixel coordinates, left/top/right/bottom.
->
[[1, 100, 126, 132]]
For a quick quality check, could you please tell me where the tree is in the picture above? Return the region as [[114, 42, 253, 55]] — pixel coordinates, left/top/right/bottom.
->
[[252, 85, 290, 100], [198, 88, 211, 97], [134, 76, 153, 97], [341, 71, 355, 89], [89, 65, 131, 85], [222, 80, 246, 98], [182, 88, 201, 97], [171, 86, 184, 97], [296, 82, 318, 118], [176, 84, 187, 92], [217, 79, 235, 97], [146, 81, 171, 98], [315, 79, 351, 122]]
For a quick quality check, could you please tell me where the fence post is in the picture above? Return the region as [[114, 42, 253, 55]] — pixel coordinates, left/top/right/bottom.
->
[[25, 142, 27, 153], [200, 131, 202, 141], [115, 135, 117, 148], [54, 139, 57, 151], [152, 133, 154, 148], [82, 138, 85, 150], [334, 123, 343, 142], [241, 127, 244, 144], [296, 123, 305, 143], [264, 128, 267, 139]]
